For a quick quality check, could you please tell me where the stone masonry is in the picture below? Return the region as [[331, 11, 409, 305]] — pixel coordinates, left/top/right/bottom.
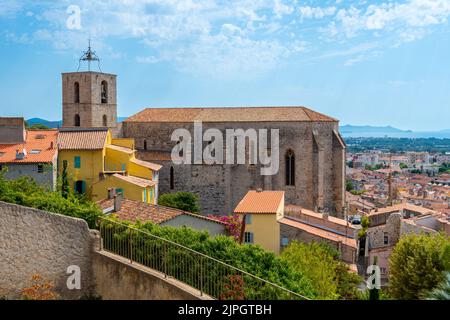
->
[[62, 72, 117, 129], [0, 201, 98, 299], [123, 120, 346, 217]]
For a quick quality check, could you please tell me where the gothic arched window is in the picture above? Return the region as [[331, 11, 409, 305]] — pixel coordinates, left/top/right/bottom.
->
[[102, 114, 107, 127], [285, 149, 295, 186], [74, 114, 81, 127], [101, 81, 108, 103], [170, 166, 174, 190], [74, 82, 80, 103]]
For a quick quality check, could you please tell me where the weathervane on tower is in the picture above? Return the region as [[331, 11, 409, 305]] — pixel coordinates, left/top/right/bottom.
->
[[77, 39, 101, 72]]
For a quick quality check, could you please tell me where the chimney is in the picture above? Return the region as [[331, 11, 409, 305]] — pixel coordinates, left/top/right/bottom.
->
[[322, 212, 329, 220], [108, 188, 116, 200], [114, 193, 122, 212], [50, 141, 54, 149], [256, 188, 263, 193]]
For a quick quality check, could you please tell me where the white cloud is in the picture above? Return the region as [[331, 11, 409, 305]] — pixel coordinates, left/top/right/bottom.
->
[[0, 0, 23, 17], [274, 0, 294, 18], [136, 56, 159, 64], [299, 6, 337, 19], [327, 0, 450, 39], [4, 0, 450, 75]]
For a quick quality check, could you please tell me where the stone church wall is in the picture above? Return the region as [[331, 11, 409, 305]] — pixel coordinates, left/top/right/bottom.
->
[[124, 120, 344, 216]]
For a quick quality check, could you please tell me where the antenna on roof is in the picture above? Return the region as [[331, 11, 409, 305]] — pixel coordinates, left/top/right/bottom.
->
[[77, 38, 102, 72]]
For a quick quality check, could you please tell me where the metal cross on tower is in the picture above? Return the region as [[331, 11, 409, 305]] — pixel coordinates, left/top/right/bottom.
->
[[77, 39, 101, 72]]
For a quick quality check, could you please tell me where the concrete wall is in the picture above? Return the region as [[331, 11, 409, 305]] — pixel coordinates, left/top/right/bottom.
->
[[0, 201, 213, 300], [0, 201, 97, 299], [92, 251, 208, 300], [124, 121, 344, 217], [2, 163, 56, 190], [161, 215, 227, 237]]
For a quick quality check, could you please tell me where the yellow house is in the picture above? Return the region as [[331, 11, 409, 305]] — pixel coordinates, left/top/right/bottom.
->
[[234, 190, 285, 254], [57, 128, 161, 204]]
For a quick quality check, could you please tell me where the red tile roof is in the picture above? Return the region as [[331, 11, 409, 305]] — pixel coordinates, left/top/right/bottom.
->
[[125, 106, 337, 123], [0, 130, 57, 164], [234, 190, 284, 214], [130, 158, 162, 171], [97, 198, 226, 225], [57, 129, 108, 150], [112, 173, 156, 188], [279, 217, 358, 249]]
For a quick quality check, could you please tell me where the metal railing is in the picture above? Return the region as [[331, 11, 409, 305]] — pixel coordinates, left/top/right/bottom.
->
[[98, 217, 308, 300]]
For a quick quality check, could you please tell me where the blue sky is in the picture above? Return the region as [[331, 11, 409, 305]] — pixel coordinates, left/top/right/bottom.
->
[[0, 0, 450, 131]]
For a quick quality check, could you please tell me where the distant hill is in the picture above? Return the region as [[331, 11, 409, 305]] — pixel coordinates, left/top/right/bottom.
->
[[339, 125, 450, 138], [26, 117, 128, 128]]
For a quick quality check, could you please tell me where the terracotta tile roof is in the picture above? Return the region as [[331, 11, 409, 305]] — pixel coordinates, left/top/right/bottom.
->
[[112, 173, 156, 188], [97, 198, 226, 225], [279, 217, 358, 249], [131, 158, 162, 171], [57, 128, 108, 150], [369, 203, 437, 216], [285, 204, 356, 228], [107, 144, 134, 154], [0, 130, 57, 164], [125, 106, 337, 123], [234, 190, 284, 214]]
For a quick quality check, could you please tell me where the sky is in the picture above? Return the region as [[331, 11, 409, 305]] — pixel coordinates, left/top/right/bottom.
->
[[0, 0, 449, 131]]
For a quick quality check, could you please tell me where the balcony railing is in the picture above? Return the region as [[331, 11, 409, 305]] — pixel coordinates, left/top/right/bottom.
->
[[98, 217, 308, 300]]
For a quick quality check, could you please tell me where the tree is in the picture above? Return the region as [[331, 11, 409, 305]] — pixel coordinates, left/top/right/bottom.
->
[[346, 180, 354, 192], [61, 160, 69, 198], [389, 233, 450, 299], [29, 123, 50, 130], [427, 273, 450, 300], [281, 241, 362, 299], [158, 191, 201, 213], [399, 163, 408, 169]]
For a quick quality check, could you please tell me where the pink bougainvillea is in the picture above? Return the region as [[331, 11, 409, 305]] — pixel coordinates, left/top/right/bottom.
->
[[208, 214, 243, 241]]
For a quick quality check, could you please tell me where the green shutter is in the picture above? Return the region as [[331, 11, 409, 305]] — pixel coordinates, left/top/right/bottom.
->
[[74, 156, 81, 168]]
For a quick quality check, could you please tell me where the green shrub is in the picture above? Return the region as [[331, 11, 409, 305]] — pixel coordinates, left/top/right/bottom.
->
[[158, 192, 200, 213], [389, 233, 450, 299], [0, 173, 102, 228], [280, 241, 362, 300]]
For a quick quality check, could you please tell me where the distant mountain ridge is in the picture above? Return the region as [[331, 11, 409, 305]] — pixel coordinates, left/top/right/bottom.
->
[[339, 124, 450, 138], [26, 117, 128, 128], [25, 118, 450, 138]]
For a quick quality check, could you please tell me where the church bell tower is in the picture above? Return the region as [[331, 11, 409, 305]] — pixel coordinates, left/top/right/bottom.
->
[[62, 41, 117, 129]]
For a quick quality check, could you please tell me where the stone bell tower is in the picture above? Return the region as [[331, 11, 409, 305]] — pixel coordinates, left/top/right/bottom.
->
[[62, 42, 117, 129]]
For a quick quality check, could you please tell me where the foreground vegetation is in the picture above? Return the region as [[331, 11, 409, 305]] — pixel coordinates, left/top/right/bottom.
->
[[0, 172, 101, 228], [389, 233, 450, 299], [1, 171, 363, 299]]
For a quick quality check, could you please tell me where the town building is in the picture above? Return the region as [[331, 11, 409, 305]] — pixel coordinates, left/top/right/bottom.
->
[[280, 204, 358, 265], [364, 204, 449, 285], [57, 127, 161, 203], [97, 191, 227, 237], [234, 190, 285, 254], [60, 48, 347, 218], [0, 117, 57, 190]]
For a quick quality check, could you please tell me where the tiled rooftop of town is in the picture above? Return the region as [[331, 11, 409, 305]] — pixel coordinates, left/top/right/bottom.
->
[[0, 130, 57, 163], [125, 106, 337, 123]]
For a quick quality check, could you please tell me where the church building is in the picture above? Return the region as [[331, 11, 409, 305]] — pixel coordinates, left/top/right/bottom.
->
[[61, 48, 346, 218]]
